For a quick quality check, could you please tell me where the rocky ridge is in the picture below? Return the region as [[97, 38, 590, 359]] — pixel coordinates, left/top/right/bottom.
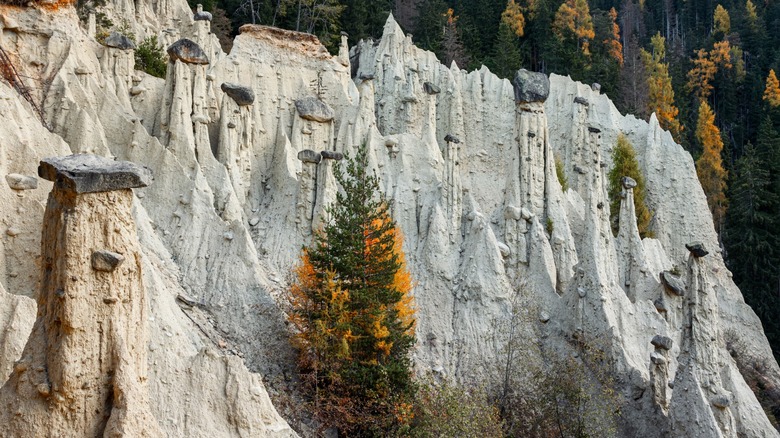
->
[[0, 1, 777, 437]]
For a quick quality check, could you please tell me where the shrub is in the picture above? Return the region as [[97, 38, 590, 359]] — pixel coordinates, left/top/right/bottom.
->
[[135, 35, 167, 79], [401, 376, 503, 438], [555, 154, 569, 192]]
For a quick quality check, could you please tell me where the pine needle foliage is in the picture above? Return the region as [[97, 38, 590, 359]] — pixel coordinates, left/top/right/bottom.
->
[[695, 100, 728, 233], [608, 134, 653, 238], [289, 143, 416, 436]]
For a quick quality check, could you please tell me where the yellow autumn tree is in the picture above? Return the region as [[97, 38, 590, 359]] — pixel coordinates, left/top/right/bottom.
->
[[641, 33, 683, 141], [746, 0, 758, 23], [501, 0, 525, 37], [686, 41, 733, 101], [713, 4, 730, 34], [553, 0, 595, 55], [695, 100, 728, 232], [604, 7, 623, 66], [764, 69, 780, 107], [289, 144, 416, 436]]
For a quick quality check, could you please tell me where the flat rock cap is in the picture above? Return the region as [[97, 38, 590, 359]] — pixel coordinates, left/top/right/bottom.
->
[[512, 69, 550, 104], [686, 242, 709, 258], [168, 39, 210, 65], [221, 82, 255, 106], [295, 97, 334, 122], [104, 32, 136, 50], [39, 154, 152, 194]]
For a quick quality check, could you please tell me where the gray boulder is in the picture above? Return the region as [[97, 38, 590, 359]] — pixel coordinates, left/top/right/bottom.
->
[[297, 149, 322, 164], [39, 154, 152, 194], [221, 83, 255, 106], [295, 97, 335, 122], [423, 82, 441, 95], [104, 32, 136, 50], [574, 96, 589, 106], [686, 242, 709, 258], [660, 271, 685, 296], [320, 150, 344, 160], [512, 69, 550, 103], [622, 176, 637, 189], [91, 250, 125, 272], [167, 39, 210, 65], [651, 335, 673, 351], [444, 134, 460, 144], [194, 4, 212, 21]]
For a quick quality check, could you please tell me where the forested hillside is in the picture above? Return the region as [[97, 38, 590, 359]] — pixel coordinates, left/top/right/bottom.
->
[[187, 0, 780, 359]]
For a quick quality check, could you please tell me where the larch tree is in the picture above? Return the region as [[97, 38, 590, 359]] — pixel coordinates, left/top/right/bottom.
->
[[640, 33, 683, 142], [501, 0, 525, 37], [604, 7, 623, 66], [289, 144, 416, 436], [713, 4, 730, 35], [695, 100, 728, 233], [608, 134, 653, 238], [764, 69, 780, 108], [686, 41, 733, 101], [553, 0, 595, 55]]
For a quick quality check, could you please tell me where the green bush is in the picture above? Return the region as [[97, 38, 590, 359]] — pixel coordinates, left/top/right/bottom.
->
[[135, 35, 167, 78], [555, 154, 569, 192], [400, 377, 503, 438]]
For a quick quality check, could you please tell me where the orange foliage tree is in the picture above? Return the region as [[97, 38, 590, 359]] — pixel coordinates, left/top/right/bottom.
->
[[695, 100, 728, 232], [641, 33, 683, 141], [764, 69, 780, 108], [289, 143, 416, 436], [501, 0, 526, 37], [604, 7, 624, 66], [553, 0, 595, 55]]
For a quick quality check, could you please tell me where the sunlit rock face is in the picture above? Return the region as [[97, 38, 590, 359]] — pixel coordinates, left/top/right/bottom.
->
[[0, 2, 777, 436]]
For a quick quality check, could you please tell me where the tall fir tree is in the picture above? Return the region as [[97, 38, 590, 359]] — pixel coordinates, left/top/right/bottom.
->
[[289, 144, 416, 436]]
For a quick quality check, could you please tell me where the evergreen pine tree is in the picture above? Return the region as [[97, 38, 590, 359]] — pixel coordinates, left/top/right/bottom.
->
[[289, 143, 416, 436]]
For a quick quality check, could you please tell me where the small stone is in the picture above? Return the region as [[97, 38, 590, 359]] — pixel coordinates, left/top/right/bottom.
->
[[36, 383, 51, 397], [5, 174, 37, 190], [227, 122, 236, 128], [320, 150, 344, 160], [294, 97, 334, 122], [358, 73, 374, 81], [75, 67, 89, 75], [597, 201, 604, 209], [176, 293, 199, 307], [5, 227, 20, 237], [686, 242, 709, 258], [129, 86, 147, 96], [574, 96, 589, 106], [512, 69, 550, 103], [539, 311, 550, 323], [39, 154, 152, 194], [220, 82, 255, 106], [423, 82, 441, 95], [497, 242, 510, 258], [650, 352, 666, 365], [651, 335, 673, 351], [622, 176, 637, 189], [520, 208, 532, 220], [591, 83, 601, 92], [104, 32, 136, 50], [223, 231, 234, 241], [711, 395, 731, 409], [577, 287, 587, 298], [660, 271, 685, 296], [588, 126, 601, 133], [91, 250, 125, 272], [504, 206, 522, 221], [167, 39, 210, 65], [653, 298, 667, 313], [249, 217, 260, 226], [444, 134, 460, 144], [298, 149, 322, 164], [103, 297, 118, 304]]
